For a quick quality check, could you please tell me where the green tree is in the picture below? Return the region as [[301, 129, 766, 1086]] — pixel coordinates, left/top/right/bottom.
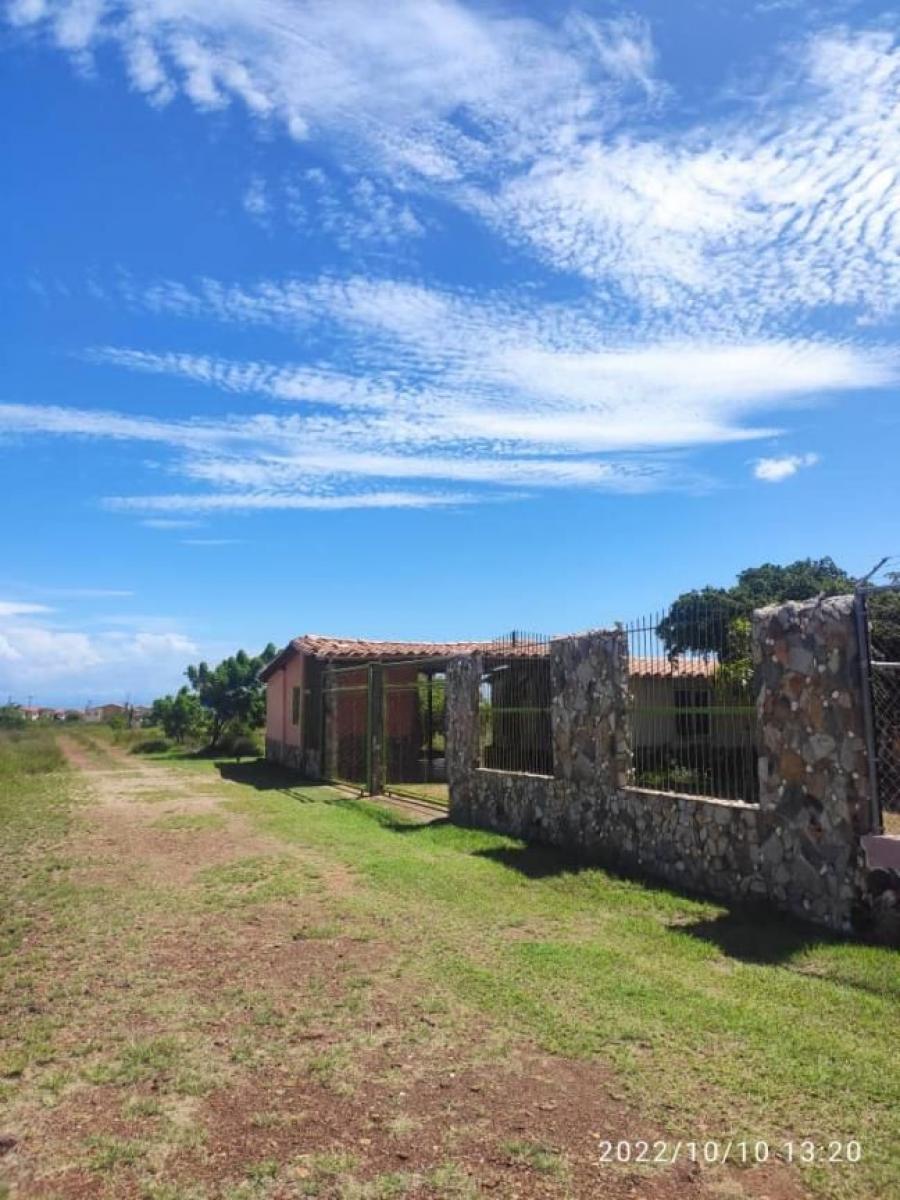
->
[[0, 705, 25, 729], [184, 644, 277, 748], [150, 687, 207, 743], [866, 577, 900, 664], [657, 558, 857, 658]]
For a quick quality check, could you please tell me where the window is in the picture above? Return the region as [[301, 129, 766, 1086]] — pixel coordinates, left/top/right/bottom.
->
[[291, 686, 301, 726]]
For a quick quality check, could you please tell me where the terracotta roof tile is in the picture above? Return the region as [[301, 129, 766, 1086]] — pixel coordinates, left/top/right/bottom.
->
[[260, 633, 720, 680]]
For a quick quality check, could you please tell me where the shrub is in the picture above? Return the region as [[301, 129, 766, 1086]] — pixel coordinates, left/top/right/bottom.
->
[[131, 737, 173, 755], [0, 705, 26, 730], [231, 736, 259, 762], [216, 720, 262, 757]]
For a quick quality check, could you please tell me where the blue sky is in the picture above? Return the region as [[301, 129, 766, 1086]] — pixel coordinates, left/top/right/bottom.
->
[[1, 0, 898, 705]]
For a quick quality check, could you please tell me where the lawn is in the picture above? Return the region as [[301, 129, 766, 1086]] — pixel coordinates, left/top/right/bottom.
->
[[2, 727, 899, 1200], [153, 754, 900, 1199]]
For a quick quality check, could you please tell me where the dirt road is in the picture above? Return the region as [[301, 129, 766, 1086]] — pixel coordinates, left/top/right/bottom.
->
[[1, 737, 806, 1200]]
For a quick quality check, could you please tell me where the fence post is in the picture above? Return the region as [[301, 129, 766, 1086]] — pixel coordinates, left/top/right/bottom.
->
[[550, 629, 631, 789], [853, 589, 883, 835], [367, 664, 384, 796], [753, 594, 873, 928], [446, 654, 481, 824], [322, 668, 337, 782]]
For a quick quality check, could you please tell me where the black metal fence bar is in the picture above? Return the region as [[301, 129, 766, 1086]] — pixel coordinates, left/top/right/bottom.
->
[[624, 603, 757, 803], [382, 663, 448, 805], [322, 664, 370, 788], [479, 631, 553, 775]]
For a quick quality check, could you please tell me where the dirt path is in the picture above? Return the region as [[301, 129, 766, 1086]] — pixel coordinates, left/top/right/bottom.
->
[[1, 740, 808, 1200]]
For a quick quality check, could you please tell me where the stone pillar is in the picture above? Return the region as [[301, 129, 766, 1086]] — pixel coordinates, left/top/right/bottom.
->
[[550, 629, 631, 791], [753, 595, 872, 928], [446, 654, 481, 825]]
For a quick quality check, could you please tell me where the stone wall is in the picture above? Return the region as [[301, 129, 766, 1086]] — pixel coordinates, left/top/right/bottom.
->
[[753, 595, 875, 927], [447, 596, 884, 934]]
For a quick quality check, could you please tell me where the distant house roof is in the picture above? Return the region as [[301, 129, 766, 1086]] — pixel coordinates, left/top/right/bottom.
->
[[631, 657, 718, 679], [260, 633, 720, 681]]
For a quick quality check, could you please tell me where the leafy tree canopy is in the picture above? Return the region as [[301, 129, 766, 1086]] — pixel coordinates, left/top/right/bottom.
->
[[867, 575, 900, 663], [149, 687, 207, 744], [185, 644, 277, 747], [658, 558, 857, 659]]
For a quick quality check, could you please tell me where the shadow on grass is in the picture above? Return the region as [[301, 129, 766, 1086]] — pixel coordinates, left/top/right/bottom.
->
[[673, 909, 839, 965], [676, 911, 900, 997], [216, 759, 319, 789], [181, 758, 889, 978], [472, 842, 590, 880], [214, 759, 369, 807], [472, 842, 872, 968]]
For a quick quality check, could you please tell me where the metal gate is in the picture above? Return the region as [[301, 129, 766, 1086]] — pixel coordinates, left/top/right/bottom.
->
[[383, 661, 448, 806], [322, 663, 372, 791], [858, 586, 900, 826]]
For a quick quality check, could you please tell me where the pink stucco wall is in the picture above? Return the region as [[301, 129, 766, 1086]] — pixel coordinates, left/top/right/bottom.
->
[[266, 669, 285, 742], [265, 654, 305, 748], [284, 654, 303, 748]]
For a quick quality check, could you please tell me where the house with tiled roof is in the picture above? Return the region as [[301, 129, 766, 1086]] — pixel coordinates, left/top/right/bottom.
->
[[261, 631, 743, 792]]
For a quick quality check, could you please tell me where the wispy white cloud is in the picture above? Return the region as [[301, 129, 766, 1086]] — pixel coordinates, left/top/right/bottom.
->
[[242, 175, 270, 225], [0, 599, 53, 617], [8, 0, 628, 167], [6, 265, 893, 513], [87, 272, 897, 460], [7, 5, 900, 521], [471, 29, 900, 323], [564, 12, 660, 98], [10, 5, 900, 322], [285, 168, 426, 249], [105, 490, 481, 514], [753, 451, 820, 482]]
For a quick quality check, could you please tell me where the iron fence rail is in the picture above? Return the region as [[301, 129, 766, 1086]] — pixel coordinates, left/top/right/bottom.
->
[[322, 664, 370, 788], [382, 662, 448, 805], [479, 631, 553, 775], [624, 605, 757, 804]]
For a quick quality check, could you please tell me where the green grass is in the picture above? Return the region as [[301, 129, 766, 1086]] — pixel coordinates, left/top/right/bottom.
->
[[4, 731, 900, 1200], [0, 729, 73, 962], [86, 1133, 148, 1171], [196, 854, 321, 907], [152, 812, 226, 832], [157, 755, 900, 1200], [0, 726, 66, 778], [502, 1139, 569, 1178]]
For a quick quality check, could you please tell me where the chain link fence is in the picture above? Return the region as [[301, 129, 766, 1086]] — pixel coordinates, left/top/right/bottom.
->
[[865, 587, 900, 818]]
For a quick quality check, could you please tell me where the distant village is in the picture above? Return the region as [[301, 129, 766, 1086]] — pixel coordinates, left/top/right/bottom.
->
[[8, 702, 151, 726]]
